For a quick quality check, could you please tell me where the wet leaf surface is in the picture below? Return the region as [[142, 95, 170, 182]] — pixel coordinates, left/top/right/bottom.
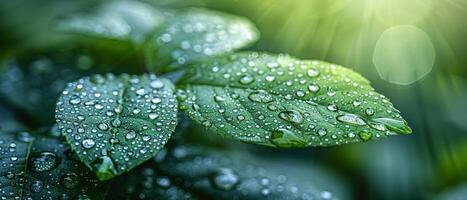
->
[[0, 131, 108, 199], [178, 52, 411, 147], [55, 74, 178, 180]]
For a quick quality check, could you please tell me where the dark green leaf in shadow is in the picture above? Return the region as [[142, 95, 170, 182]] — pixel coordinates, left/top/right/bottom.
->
[[0, 131, 108, 199], [152, 145, 347, 200], [0, 52, 95, 124]]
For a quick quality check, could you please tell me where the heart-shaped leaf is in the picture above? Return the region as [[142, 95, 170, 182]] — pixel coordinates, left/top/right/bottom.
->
[[55, 1, 164, 43], [55, 74, 178, 180], [146, 8, 259, 69], [177, 52, 412, 147], [0, 132, 108, 199]]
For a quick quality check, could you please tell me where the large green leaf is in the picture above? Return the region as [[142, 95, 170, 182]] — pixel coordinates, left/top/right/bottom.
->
[[146, 8, 259, 69], [177, 52, 411, 147], [0, 132, 107, 199], [152, 145, 347, 200], [55, 74, 178, 180], [55, 1, 164, 43]]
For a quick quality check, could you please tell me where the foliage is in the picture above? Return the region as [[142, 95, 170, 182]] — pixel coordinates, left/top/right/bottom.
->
[[0, 1, 414, 199]]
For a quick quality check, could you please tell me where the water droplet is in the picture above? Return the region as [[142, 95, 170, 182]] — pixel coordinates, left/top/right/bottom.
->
[[136, 88, 146, 96], [365, 108, 375, 116], [239, 75, 254, 84], [296, 90, 305, 97], [126, 131, 136, 140], [82, 139, 96, 149], [337, 114, 366, 125], [278, 110, 304, 123], [151, 98, 162, 104], [150, 80, 164, 89], [69, 95, 81, 105], [30, 152, 59, 172], [30, 180, 43, 193], [98, 123, 108, 131], [248, 90, 273, 103], [308, 84, 320, 93], [358, 131, 373, 141], [318, 128, 327, 136], [307, 69, 319, 77], [265, 75, 276, 82], [372, 118, 412, 134], [149, 113, 159, 120], [61, 172, 79, 189], [91, 156, 117, 181], [112, 118, 121, 127], [353, 100, 362, 106], [327, 104, 338, 111], [210, 168, 240, 191], [270, 129, 307, 147]]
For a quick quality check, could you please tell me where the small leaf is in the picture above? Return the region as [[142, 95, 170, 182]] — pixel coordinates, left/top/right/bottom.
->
[[0, 132, 107, 199], [146, 8, 259, 69], [177, 52, 411, 147], [153, 145, 347, 199], [55, 74, 178, 180], [55, 1, 164, 43]]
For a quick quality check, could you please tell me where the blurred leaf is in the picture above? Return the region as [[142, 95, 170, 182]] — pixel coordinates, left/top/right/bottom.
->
[[434, 183, 467, 200], [146, 8, 259, 70], [0, 132, 107, 199], [177, 52, 411, 147], [55, 1, 164, 44], [0, 51, 95, 125], [0, 105, 25, 132], [152, 145, 347, 200], [107, 158, 198, 200], [55, 74, 178, 180]]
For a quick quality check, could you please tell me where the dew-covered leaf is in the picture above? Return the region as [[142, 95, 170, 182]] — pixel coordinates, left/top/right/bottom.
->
[[177, 52, 411, 147], [153, 145, 346, 200], [146, 8, 259, 69], [0, 52, 95, 124], [55, 1, 164, 43], [0, 132, 108, 199], [55, 74, 178, 180]]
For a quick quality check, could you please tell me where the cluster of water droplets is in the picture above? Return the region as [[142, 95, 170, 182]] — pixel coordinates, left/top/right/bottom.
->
[[0, 133, 104, 199], [153, 8, 258, 66], [55, 73, 178, 179], [179, 52, 411, 147]]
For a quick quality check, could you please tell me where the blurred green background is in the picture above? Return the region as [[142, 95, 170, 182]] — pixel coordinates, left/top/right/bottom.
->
[[1, 0, 467, 199]]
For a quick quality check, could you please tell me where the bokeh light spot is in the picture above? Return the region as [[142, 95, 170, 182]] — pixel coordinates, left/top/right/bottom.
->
[[373, 25, 436, 85]]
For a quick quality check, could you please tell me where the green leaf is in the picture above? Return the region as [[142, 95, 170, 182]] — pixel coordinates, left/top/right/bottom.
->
[[146, 8, 259, 69], [0, 132, 107, 199], [153, 145, 348, 199], [177, 52, 412, 147], [55, 1, 164, 43], [55, 74, 178, 180]]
